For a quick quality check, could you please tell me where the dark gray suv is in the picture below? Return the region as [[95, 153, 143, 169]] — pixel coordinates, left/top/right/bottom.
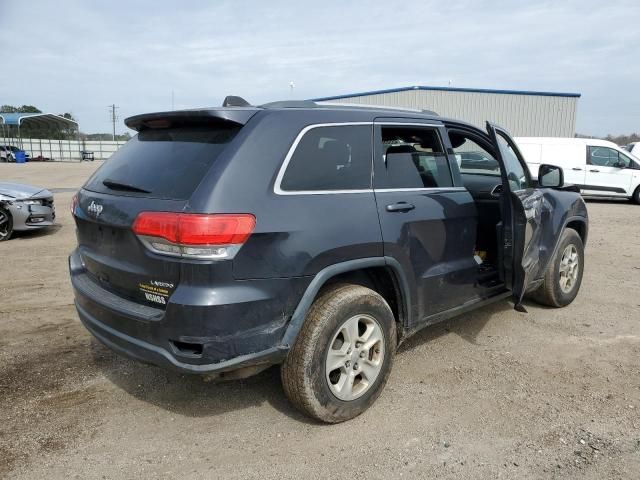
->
[[69, 100, 588, 422]]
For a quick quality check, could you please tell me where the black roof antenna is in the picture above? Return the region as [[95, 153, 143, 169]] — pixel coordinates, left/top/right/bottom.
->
[[222, 96, 251, 107]]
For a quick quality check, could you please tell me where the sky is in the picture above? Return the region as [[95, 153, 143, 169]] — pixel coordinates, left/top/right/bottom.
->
[[0, 0, 638, 136]]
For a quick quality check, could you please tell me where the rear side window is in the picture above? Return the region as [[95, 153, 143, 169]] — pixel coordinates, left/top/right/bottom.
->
[[84, 125, 240, 200], [380, 126, 453, 189], [279, 125, 372, 192]]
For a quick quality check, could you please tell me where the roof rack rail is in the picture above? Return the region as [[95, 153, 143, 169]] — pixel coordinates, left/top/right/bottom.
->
[[317, 101, 420, 112], [315, 101, 439, 115]]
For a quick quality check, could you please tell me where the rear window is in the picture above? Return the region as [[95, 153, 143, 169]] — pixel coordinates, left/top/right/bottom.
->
[[279, 125, 372, 192], [84, 125, 240, 200]]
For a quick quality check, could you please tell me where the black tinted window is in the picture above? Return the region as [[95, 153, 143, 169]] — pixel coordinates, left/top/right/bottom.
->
[[448, 132, 501, 176], [84, 125, 239, 200], [280, 125, 372, 191], [380, 126, 452, 189]]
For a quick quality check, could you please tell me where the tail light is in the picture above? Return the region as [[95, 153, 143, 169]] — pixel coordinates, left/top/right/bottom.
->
[[132, 212, 256, 259], [70, 192, 78, 216]]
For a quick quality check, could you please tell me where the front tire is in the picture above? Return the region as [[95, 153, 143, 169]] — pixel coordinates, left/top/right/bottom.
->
[[281, 283, 396, 423], [532, 228, 584, 307], [0, 207, 13, 241], [632, 186, 640, 205]]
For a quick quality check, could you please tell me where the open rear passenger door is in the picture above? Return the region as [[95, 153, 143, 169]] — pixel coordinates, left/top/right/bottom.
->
[[486, 122, 546, 310]]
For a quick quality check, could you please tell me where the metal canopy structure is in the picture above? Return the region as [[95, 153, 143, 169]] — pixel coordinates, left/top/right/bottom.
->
[[0, 112, 80, 160], [0, 112, 78, 129]]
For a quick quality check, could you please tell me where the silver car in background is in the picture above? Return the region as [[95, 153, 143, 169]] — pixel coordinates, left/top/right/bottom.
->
[[0, 182, 55, 241]]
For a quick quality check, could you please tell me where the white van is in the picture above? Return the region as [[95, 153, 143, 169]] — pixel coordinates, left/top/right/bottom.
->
[[625, 142, 640, 157], [515, 137, 640, 203]]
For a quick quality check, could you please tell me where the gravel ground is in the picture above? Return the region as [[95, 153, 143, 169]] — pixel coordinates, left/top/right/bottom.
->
[[1, 161, 639, 479]]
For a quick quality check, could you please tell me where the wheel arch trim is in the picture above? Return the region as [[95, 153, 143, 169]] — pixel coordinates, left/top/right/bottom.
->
[[564, 215, 588, 245], [537, 215, 588, 283], [281, 257, 411, 347]]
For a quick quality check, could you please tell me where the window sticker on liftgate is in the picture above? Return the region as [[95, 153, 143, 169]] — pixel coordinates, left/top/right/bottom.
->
[[138, 280, 174, 305]]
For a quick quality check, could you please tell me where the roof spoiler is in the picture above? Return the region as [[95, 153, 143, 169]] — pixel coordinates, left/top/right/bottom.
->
[[125, 108, 258, 132]]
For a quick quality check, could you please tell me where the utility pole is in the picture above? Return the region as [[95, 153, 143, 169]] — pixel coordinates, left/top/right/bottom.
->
[[108, 104, 119, 141]]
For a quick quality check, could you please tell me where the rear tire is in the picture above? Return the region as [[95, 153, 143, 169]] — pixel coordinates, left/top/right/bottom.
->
[[281, 283, 396, 423], [0, 207, 13, 241], [532, 228, 583, 307], [632, 186, 640, 205]]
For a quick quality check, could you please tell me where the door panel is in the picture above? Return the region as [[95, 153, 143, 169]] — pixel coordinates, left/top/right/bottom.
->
[[375, 190, 478, 320], [487, 123, 546, 308], [583, 166, 632, 195], [372, 122, 479, 322]]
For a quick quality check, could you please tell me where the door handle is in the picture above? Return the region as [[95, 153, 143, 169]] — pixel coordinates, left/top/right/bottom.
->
[[571, 167, 582, 171], [589, 169, 600, 173], [386, 202, 415, 212]]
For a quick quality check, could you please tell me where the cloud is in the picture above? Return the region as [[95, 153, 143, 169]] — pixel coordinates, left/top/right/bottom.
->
[[0, 0, 638, 135]]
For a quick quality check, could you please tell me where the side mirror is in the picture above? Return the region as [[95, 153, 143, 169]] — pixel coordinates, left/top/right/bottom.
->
[[538, 164, 564, 188], [613, 161, 627, 169]]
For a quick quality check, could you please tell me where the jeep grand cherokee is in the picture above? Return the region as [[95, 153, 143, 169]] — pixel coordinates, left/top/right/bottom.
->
[[70, 99, 588, 422]]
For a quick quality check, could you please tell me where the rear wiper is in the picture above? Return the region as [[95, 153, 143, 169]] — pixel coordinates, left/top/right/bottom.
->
[[102, 179, 151, 194]]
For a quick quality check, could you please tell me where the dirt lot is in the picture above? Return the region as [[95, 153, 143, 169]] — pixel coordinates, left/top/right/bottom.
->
[[1, 161, 639, 479]]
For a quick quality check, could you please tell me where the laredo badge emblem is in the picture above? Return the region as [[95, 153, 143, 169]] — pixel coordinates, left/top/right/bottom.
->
[[139, 280, 173, 305]]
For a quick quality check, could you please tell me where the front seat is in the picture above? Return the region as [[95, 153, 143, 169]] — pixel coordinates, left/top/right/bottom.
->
[[385, 144, 423, 188]]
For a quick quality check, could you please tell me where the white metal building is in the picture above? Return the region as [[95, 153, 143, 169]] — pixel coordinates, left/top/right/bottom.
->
[[313, 85, 580, 137]]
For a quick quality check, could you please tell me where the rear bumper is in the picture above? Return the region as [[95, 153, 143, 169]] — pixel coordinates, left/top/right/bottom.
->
[[69, 250, 308, 374], [76, 300, 287, 373]]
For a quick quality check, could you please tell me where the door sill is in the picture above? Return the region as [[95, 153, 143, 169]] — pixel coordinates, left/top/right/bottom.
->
[[401, 289, 510, 340]]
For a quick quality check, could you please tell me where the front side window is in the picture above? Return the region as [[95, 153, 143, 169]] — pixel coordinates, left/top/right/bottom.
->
[[379, 126, 453, 189], [618, 152, 633, 168], [496, 132, 531, 191], [448, 132, 500, 176], [588, 146, 620, 167], [588, 146, 632, 168], [280, 125, 372, 192]]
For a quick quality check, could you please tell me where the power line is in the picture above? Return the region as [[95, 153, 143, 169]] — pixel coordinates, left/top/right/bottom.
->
[[108, 104, 119, 141]]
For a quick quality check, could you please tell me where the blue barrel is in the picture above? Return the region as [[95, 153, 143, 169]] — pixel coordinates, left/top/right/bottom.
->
[[15, 151, 26, 163]]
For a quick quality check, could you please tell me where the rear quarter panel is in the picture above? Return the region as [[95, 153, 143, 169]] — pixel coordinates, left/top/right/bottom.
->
[[188, 109, 384, 280]]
